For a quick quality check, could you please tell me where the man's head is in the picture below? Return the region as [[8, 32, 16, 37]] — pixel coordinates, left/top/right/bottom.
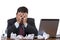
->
[[16, 6, 28, 24]]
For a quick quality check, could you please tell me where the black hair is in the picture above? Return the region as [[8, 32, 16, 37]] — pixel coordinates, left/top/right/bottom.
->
[[17, 6, 28, 14]]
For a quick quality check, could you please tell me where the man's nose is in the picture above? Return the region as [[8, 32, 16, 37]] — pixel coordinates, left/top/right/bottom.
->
[[20, 15, 22, 17]]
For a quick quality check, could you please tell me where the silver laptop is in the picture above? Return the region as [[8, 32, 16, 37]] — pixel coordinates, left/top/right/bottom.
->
[[39, 19, 59, 38]]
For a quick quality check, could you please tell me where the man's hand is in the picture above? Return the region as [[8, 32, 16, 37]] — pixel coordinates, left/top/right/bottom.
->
[[16, 13, 22, 24], [16, 12, 28, 24], [23, 13, 27, 24]]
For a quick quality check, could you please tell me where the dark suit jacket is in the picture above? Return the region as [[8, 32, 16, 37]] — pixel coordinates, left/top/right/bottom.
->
[[7, 18, 38, 38]]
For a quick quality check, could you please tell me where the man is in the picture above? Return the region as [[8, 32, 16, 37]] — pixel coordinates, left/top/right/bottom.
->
[[7, 6, 38, 38]]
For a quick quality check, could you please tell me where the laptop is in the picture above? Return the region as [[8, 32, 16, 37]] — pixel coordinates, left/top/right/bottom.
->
[[39, 19, 59, 38]]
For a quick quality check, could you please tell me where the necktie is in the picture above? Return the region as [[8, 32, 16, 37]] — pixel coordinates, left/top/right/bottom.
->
[[19, 24, 25, 36]]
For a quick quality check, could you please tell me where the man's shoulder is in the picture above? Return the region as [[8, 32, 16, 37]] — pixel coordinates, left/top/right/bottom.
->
[[27, 18, 34, 21], [7, 18, 16, 23]]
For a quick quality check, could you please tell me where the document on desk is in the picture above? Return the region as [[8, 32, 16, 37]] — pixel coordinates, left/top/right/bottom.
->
[[37, 32, 50, 39], [10, 33, 34, 40]]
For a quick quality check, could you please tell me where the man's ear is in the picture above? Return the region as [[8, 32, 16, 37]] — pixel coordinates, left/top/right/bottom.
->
[[16, 13, 18, 17], [26, 14, 28, 17], [16, 13, 17, 15]]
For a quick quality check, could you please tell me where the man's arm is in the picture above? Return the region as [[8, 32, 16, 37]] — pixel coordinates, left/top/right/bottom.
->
[[26, 24, 38, 36], [7, 20, 16, 38], [26, 18, 38, 36]]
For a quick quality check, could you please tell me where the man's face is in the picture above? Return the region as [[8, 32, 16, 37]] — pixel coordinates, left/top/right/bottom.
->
[[16, 12, 28, 22]]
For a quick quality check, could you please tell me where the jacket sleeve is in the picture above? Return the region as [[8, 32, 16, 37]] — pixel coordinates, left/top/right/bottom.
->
[[27, 18, 38, 36], [26, 24, 38, 36], [7, 20, 16, 38], [31, 18, 38, 36]]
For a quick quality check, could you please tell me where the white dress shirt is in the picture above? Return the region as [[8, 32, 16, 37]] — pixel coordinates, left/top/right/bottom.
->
[[14, 22, 27, 28]]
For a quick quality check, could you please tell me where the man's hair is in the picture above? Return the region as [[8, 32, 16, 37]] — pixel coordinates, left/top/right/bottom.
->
[[17, 6, 28, 14]]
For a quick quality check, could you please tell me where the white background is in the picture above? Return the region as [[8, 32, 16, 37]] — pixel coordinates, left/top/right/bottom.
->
[[0, 0, 60, 39]]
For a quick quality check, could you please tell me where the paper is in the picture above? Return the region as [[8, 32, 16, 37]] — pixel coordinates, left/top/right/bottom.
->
[[43, 32, 50, 39], [10, 32, 16, 39], [37, 32, 50, 39], [37, 35, 44, 39], [26, 34, 34, 39]]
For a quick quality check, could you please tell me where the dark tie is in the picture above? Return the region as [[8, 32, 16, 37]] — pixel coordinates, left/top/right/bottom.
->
[[19, 24, 25, 36]]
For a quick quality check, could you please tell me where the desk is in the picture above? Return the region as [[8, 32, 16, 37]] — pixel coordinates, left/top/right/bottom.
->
[[7, 37, 60, 40]]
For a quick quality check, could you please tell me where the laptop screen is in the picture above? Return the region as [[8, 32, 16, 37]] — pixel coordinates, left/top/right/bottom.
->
[[39, 19, 59, 37]]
